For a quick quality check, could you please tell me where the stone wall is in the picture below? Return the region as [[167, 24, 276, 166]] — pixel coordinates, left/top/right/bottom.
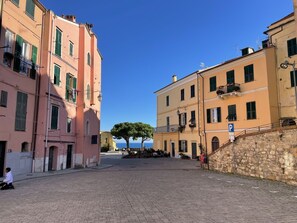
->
[[209, 127, 297, 185]]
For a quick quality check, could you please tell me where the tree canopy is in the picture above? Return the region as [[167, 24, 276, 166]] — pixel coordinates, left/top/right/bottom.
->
[[110, 122, 154, 149]]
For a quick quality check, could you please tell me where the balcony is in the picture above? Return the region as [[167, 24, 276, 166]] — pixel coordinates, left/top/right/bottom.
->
[[154, 124, 179, 133], [216, 83, 241, 99]]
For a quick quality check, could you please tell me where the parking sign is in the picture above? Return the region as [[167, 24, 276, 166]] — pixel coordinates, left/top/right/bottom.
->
[[228, 123, 234, 132]]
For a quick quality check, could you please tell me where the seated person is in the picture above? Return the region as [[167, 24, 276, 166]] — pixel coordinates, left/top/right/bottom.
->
[[0, 167, 14, 190]]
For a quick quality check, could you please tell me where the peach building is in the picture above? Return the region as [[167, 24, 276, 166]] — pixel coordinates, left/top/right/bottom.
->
[[154, 11, 297, 157], [0, 0, 45, 176], [34, 11, 102, 172]]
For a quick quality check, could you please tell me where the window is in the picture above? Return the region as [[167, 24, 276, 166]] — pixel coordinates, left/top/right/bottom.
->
[[226, 70, 235, 84], [179, 140, 187, 152], [86, 84, 91, 100], [3, 30, 14, 67], [164, 140, 167, 152], [290, 70, 297, 87], [166, 95, 169, 107], [67, 117, 72, 133], [180, 89, 184, 101], [209, 76, 216, 92], [227, 105, 237, 121], [25, 0, 35, 18], [179, 112, 187, 126], [211, 137, 219, 152], [51, 105, 59, 129], [54, 64, 60, 85], [13, 35, 23, 73], [15, 92, 28, 131], [190, 85, 195, 98], [246, 101, 256, 120], [21, 142, 29, 152], [207, 107, 221, 123], [287, 38, 297, 57], [69, 41, 74, 57], [190, 110, 196, 126], [66, 73, 77, 102], [11, 0, 19, 6], [166, 116, 170, 132], [244, 64, 254, 83], [87, 52, 91, 65], [55, 28, 62, 57], [0, 91, 8, 107]]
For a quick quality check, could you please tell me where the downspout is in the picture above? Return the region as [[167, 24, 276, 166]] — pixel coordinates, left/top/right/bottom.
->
[[196, 72, 202, 150], [197, 72, 209, 170], [31, 10, 45, 173], [44, 11, 55, 172]]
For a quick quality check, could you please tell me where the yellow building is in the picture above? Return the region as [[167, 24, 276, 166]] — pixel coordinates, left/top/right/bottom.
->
[[100, 131, 117, 151], [154, 11, 297, 157]]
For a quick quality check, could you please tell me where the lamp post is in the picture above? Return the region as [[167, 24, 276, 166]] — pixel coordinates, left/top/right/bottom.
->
[[280, 60, 297, 111]]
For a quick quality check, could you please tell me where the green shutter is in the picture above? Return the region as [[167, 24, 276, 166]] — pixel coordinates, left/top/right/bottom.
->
[[15, 92, 27, 131], [207, 109, 211, 123], [51, 106, 58, 129], [217, 107, 221, 122], [73, 77, 77, 103], [54, 65, 60, 85], [26, 0, 35, 18], [55, 29, 62, 56], [13, 35, 23, 72], [12, 0, 19, 5], [66, 73, 70, 100], [31, 45, 37, 63]]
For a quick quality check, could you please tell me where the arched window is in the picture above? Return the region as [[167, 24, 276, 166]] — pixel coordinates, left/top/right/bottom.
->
[[87, 52, 91, 66], [86, 84, 90, 100], [211, 137, 219, 152], [21, 142, 29, 152]]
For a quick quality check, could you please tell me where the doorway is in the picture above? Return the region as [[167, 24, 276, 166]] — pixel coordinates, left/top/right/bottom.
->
[[171, 142, 175, 158], [0, 141, 6, 177], [66, 145, 72, 169], [191, 142, 197, 159], [48, 146, 56, 171]]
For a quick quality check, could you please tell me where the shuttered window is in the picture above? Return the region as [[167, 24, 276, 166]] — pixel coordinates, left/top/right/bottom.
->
[[54, 64, 60, 86], [87, 53, 91, 65], [244, 64, 254, 83], [190, 85, 195, 98], [287, 38, 297, 57], [180, 89, 184, 101], [55, 28, 62, 57], [26, 0, 35, 18], [0, 91, 8, 107], [15, 92, 28, 131], [69, 41, 74, 56], [13, 35, 23, 73], [246, 101, 256, 120], [66, 73, 77, 103], [290, 70, 297, 87], [209, 76, 216, 92], [206, 107, 221, 123], [51, 105, 59, 130], [12, 0, 19, 6]]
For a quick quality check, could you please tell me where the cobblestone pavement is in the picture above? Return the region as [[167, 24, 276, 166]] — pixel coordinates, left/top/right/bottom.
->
[[1, 155, 297, 223]]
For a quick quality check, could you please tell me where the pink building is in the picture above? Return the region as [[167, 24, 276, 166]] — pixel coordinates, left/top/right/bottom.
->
[[0, 0, 102, 176], [0, 0, 45, 176], [34, 11, 102, 172]]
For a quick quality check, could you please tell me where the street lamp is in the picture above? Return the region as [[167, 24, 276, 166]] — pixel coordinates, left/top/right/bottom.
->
[[280, 60, 297, 111]]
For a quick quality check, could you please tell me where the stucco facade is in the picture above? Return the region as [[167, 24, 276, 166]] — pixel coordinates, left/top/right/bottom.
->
[[0, 0, 45, 176], [100, 131, 117, 151], [0, 0, 102, 176]]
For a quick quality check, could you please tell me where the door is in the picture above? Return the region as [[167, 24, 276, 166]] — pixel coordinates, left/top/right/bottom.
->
[[171, 142, 175, 158], [66, 145, 72, 169], [48, 147, 54, 171], [191, 142, 197, 159], [0, 141, 6, 177]]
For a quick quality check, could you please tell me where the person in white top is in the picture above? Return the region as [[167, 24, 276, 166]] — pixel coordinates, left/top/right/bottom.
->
[[0, 167, 14, 190]]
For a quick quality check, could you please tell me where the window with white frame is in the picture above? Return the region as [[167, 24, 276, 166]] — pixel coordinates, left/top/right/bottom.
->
[[207, 107, 221, 123]]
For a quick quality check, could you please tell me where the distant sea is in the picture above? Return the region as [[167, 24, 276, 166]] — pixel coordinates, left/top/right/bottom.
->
[[116, 142, 153, 149]]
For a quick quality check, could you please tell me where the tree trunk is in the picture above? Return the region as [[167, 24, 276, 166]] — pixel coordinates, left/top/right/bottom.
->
[[141, 139, 144, 149]]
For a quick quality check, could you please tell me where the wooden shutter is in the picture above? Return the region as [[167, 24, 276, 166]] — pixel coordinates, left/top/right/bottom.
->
[[55, 29, 62, 56], [65, 73, 70, 100], [207, 109, 211, 123], [0, 91, 8, 107], [73, 77, 77, 102], [217, 107, 221, 122], [15, 92, 27, 131], [51, 106, 58, 129], [26, 0, 35, 18], [13, 35, 23, 72]]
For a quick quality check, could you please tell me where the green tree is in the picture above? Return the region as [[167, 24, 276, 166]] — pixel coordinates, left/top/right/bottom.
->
[[111, 122, 136, 149], [134, 122, 154, 148]]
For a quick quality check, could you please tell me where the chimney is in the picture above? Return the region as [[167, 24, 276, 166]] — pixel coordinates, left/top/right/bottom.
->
[[63, 15, 76, 23], [172, 75, 177, 83], [241, 47, 254, 56]]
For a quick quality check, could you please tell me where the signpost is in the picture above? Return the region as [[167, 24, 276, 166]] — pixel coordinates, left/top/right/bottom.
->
[[228, 123, 235, 142]]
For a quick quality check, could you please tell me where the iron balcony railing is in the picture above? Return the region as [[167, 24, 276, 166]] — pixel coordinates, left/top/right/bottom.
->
[[216, 83, 241, 96], [155, 124, 179, 133]]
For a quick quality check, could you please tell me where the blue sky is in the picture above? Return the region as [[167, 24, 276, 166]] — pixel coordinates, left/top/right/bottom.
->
[[41, 0, 293, 132]]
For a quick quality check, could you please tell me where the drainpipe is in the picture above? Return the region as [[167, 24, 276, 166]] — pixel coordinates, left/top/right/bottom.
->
[[44, 11, 55, 172], [31, 10, 46, 173], [197, 72, 209, 170]]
